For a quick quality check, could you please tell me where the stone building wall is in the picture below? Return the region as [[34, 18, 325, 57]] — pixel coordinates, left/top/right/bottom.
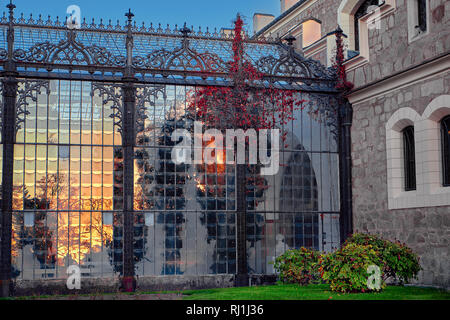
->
[[257, 0, 341, 66], [351, 71, 450, 288], [309, 48, 327, 65], [260, 0, 449, 86], [348, 0, 449, 288], [257, 0, 449, 288], [346, 0, 449, 89], [268, 0, 341, 37]]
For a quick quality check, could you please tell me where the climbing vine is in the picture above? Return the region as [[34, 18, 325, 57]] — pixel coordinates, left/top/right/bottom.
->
[[190, 15, 305, 136], [333, 27, 354, 92]]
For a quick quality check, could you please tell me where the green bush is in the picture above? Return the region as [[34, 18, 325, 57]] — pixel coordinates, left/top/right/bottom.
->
[[319, 242, 385, 293], [273, 247, 322, 285], [345, 233, 421, 284], [273, 234, 422, 294], [319, 233, 422, 293]]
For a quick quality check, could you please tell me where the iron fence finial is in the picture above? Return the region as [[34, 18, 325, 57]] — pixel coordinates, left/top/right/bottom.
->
[[180, 23, 191, 37], [7, 0, 15, 9], [125, 9, 134, 25], [284, 35, 296, 46], [7, 0, 15, 21]]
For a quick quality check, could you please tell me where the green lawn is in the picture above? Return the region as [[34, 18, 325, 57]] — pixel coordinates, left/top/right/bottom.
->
[[181, 284, 450, 300], [2, 284, 449, 300]]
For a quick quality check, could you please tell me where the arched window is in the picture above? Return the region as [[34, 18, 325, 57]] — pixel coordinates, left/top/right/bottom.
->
[[441, 116, 450, 187], [280, 146, 319, 250], [354, 0, 382, 52], [403, 126, 416, 191]]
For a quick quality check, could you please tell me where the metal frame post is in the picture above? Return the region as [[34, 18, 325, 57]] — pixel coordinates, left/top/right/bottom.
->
[[0, 76, 17, 297], [121, 9, 137, 292], [339, 99, 353, 244], [234, 21, 249, 286], [0, 0, 17, 297], [235, 164, 248, 286]]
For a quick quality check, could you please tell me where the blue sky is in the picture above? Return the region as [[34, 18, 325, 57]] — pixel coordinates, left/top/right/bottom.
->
[[6, 0, 281, 33]]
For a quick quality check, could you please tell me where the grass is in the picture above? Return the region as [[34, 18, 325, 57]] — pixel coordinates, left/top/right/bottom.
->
[[181, 284, 450, 300], [1, 284, 449, 300], [0, 290, 177, 301]]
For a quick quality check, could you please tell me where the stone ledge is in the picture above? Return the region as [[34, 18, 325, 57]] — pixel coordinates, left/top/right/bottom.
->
[[11, 274, 279, 297]]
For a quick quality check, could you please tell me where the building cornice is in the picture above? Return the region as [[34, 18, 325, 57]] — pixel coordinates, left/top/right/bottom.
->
[[346, 52, 450, 105]]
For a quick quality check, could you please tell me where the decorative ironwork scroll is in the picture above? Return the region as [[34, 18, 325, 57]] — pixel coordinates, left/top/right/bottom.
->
[[135, 84, 165, 133], [256, 45, 336, 81], [15, 80, 50, 135], [306, 92, 339, 142], [133, 37, 229, 74], [92, 83, 124, 135], [91, 83, 167, 140], [0, 48, 7, 61], [13, 30, 125, 67], [0, 10, 338, 90]]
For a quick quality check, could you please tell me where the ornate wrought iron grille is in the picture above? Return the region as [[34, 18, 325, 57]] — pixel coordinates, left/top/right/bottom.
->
[[0, 2, 349, 292], [0, 10, 338, 90]]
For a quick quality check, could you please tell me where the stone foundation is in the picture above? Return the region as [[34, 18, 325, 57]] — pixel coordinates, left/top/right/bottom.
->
[[11, 274, 278, 297]]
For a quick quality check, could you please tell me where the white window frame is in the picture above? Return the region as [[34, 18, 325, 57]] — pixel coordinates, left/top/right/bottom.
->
[[338, 0, 396, 71], [420, 95, 450, 195], [386, 95, 450, 210], [386, 107, 421, 209], [407, 0, 430, 43]]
